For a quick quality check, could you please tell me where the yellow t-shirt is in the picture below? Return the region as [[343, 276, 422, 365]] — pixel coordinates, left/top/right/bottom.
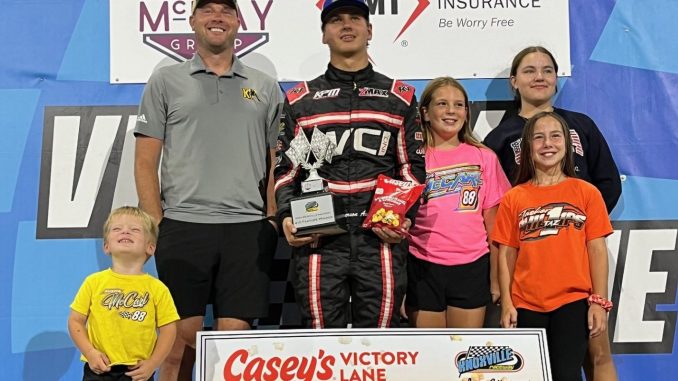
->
[[70, 269, 179, 366]]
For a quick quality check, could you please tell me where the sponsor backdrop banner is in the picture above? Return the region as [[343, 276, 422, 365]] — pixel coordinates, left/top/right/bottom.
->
[[110, 0, 571, 83], [196, 329, 552, 381], [1, 0, 677, 380]]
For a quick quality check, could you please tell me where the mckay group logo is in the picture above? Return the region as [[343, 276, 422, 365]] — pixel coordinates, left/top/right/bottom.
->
[[138, 0, 273, 62], [314, 0, 431, 42], [454, 345, 524, 375]]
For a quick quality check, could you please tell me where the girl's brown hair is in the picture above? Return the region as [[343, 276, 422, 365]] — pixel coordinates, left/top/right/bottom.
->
[[510, 46, 559, 109], [514, 111, 576, 185]]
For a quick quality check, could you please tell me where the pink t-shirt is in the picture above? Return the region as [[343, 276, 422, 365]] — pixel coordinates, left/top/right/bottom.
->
[[410, 143, 511, 266]]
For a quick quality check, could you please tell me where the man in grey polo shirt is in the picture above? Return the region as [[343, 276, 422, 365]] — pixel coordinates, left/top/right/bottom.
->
[[134, 0, 281, 379]]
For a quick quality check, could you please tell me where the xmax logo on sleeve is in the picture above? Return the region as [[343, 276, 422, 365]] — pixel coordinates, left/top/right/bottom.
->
[[358, 87, 389, 97]]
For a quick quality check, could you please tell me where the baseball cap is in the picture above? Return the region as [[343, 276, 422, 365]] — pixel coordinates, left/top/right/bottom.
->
[[192, 0, 237, 14], [321, 0, 369, 25]]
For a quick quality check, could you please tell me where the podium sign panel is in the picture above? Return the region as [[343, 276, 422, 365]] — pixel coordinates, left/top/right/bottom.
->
[[196, 328, 552, 381]]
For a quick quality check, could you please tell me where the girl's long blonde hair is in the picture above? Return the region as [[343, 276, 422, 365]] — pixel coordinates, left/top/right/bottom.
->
[[418, 77, 483, 149]]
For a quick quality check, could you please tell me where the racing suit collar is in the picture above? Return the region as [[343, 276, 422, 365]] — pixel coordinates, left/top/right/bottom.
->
[[325, 63, 374, 83]]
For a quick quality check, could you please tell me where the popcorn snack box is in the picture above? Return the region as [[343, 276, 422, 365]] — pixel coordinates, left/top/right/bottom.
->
[[362, 174, 424, 235]]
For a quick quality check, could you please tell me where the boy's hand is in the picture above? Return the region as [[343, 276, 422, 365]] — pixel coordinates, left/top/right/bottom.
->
[[85, 349, 111, 374], [282, 217, 317, 247], [372, 218, 411, 244], [126, 360, 156, 381]]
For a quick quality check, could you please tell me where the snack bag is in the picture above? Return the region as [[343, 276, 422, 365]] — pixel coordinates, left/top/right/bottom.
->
[[362, 174, 424, 235]]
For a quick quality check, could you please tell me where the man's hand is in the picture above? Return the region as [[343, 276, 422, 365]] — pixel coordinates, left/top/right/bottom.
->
[[282, 217, 317, 247], [266, 218, 278, 233], [372, 218, 411, 244], [149, 212, 163, 227]]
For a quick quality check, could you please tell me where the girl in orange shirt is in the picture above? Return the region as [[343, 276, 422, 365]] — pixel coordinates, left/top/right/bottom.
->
[[492, 112, 613, 381]]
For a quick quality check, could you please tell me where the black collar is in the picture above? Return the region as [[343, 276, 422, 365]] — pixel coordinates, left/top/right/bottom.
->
[[325, 63, 374, 83]]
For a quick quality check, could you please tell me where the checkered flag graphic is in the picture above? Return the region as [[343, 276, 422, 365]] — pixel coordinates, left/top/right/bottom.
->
[[466, 346, 511, 358]]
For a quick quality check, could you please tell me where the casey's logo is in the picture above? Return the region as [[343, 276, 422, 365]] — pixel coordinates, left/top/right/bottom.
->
[[223, 349, 334, 381]]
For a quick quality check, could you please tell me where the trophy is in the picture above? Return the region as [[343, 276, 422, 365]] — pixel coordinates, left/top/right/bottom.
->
[[286, 128, 345, 236]]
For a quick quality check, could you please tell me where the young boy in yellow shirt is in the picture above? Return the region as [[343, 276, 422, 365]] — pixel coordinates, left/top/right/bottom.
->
[[68, 206, 179, 381]]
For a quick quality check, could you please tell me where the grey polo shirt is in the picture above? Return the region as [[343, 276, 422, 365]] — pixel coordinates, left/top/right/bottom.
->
[[135, 54, 283, 223]]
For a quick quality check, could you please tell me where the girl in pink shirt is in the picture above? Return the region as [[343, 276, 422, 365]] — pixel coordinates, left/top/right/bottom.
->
[[407, 77, 511, 328]]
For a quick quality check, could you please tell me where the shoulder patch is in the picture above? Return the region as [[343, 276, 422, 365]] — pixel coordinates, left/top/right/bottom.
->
[[286, 82, 309, 105], [391, 80, 415, 106]]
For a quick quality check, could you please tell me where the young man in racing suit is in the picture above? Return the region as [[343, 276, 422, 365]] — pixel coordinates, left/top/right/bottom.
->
[[274, 0, 426, 328]]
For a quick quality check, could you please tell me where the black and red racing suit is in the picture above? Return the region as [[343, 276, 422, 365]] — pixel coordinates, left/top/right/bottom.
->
[[274, 63, 425, 328]]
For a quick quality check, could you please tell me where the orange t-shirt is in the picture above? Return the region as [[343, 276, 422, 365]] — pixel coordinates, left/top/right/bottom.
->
[[492, 177, 613, 312]]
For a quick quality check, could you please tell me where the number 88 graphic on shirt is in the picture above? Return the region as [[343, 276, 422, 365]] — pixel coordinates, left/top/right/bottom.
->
[[459, 186, 479, 210], [119, 310, 148, 321]]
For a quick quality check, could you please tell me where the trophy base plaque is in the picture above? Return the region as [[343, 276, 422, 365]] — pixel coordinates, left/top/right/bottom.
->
[[290, 192, 345, 236]]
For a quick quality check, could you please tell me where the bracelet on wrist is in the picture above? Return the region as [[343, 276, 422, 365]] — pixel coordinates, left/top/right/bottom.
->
[[588, 294, 613, 312]]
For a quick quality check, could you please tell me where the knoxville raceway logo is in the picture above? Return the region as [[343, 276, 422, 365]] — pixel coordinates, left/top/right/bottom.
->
[[455, 346, 524, 375]]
